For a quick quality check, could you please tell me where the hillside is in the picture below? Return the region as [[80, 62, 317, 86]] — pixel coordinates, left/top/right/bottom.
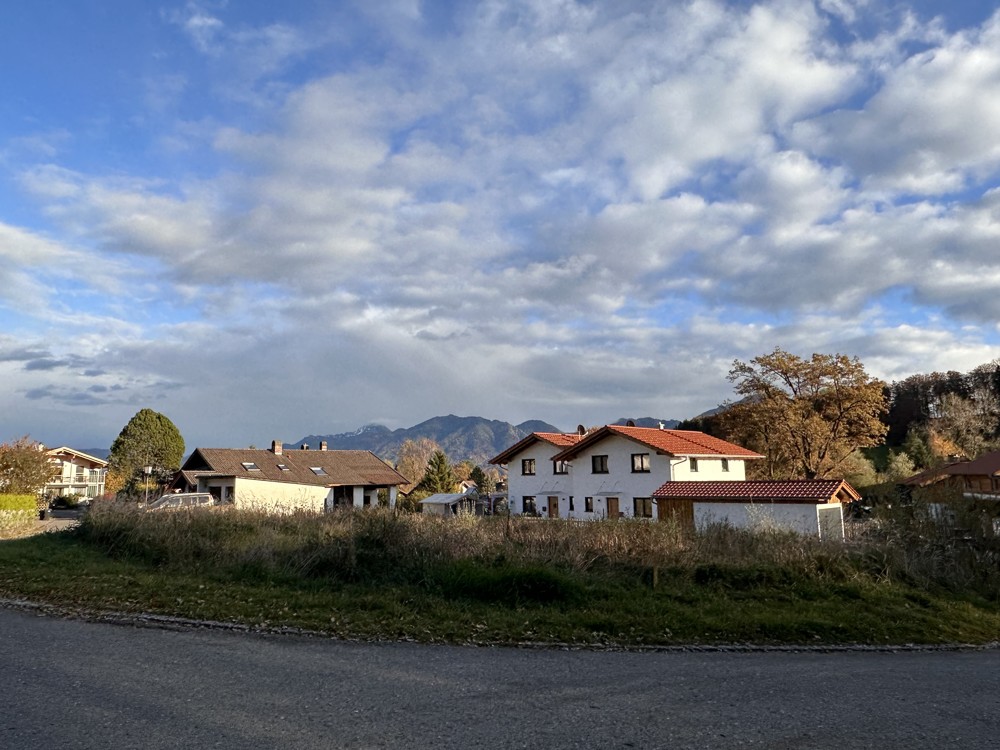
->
[[294, 415, 561, 465], [295, 414, 680, 464]]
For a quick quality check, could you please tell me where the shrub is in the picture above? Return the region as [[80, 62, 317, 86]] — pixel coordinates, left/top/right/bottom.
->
[[0, 494, 38, 535]]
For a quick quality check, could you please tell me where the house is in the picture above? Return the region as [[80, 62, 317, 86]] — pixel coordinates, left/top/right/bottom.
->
[[652, 479, 860, 540], [43, 447, 108, 501], [900, 450, 1000, 496], [490, 424, 762, 520], [172, 440, 406, 513], [489, 431, 582, 517]]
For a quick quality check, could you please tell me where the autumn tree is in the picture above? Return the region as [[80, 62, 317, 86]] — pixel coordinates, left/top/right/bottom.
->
[[108, 408, 185, 498], [0, 436, 55, 496], [725, 349, 888, 480], [418, 450, 457, 494], [394, 438, 440, 494]]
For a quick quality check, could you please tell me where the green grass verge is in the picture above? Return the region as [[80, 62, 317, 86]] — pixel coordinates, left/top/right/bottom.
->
[[1, 521, 997, 646]]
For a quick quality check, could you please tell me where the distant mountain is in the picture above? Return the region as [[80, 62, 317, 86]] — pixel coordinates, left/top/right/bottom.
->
[[293, 414, 691, 465], [77, 448, 111, 460], [294, 415, 562, 465], [612, 417, 681, 429]]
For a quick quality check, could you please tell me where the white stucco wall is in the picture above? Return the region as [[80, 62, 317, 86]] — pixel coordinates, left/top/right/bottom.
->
[[505, 441, 573, 516], [671, 455, 746, 481], [692, 502, 841, 537], [232, 477, 328, 513]]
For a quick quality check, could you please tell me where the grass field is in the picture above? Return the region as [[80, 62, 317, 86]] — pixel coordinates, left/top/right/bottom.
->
[[1, 503, 997, 647]]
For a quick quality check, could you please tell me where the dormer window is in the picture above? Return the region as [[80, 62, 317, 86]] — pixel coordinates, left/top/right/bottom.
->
[[241, 462, 260, 471]]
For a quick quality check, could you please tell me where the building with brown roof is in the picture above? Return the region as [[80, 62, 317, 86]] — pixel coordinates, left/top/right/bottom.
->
[[173, 440, 407, 512]]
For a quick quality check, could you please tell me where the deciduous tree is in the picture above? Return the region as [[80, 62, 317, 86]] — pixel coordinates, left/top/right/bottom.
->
[[0, 436, 55, 496], [395, 438, 440, 494], [725, 349, 888, 480]]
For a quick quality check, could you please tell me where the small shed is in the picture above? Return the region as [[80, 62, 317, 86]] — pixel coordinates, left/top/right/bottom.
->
[[652, 479, 860, 540], [419, 491, 478, 516]]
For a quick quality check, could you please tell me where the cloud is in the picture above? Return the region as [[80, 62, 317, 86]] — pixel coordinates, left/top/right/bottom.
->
[[795, 10, 1000, 193], [5, 1, 1000, 448]]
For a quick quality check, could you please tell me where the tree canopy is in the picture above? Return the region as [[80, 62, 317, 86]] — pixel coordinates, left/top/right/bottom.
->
[[418, 450, 457, 494], [395, 437, 440, 494], [0, 436, 55, 496], [108, 409, 185, 496], [724, 349, 887, 480]]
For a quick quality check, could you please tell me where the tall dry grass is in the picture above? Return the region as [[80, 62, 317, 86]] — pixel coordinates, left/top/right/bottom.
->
[[76, 498, 1000, 600]]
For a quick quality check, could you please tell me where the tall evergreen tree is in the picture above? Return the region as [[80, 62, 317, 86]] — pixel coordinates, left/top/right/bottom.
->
[[418, 450, 456, 494], [108, 409, 185, 496]]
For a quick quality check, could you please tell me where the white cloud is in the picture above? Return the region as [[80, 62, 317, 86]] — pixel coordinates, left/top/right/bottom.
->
[[6, 1, 1000, 448]]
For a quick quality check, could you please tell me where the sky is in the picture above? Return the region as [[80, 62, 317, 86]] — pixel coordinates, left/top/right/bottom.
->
[[4, 0, 1000, 451]]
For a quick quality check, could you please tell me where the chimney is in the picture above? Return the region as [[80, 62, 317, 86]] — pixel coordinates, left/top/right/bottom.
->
[[319, 441, 328, 451], [272, 440, 283, 455]]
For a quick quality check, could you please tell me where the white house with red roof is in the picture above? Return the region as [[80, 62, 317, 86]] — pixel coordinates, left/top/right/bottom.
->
[[490, 424, 762, 520], [489, 431, 583, 516]]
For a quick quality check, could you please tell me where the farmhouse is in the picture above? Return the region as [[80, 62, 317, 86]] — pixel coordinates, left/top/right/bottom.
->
[[173, 440, 406, 513], [490, 424, 762, 520]]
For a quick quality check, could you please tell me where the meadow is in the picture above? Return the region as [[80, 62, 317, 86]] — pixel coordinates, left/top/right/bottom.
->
[[1, 499, 997, 647]]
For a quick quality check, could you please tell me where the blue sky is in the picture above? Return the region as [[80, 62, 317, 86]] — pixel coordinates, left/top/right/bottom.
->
[[4, 0, 1000, 451]]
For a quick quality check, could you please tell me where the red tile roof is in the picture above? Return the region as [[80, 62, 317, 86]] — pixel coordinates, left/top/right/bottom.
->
[[489, 432, 582, 465], [652, 479, 859, 503], [552, 425, 763, 461]]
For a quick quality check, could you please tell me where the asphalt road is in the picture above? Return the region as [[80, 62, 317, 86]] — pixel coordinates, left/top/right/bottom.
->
[[1, 607, 997, 749]]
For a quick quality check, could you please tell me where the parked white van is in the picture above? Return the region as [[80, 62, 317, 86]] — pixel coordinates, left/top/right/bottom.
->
[[145, 493, 218, 511]]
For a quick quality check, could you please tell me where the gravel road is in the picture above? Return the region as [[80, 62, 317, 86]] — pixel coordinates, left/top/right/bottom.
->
[[1, 606, 997, 749]]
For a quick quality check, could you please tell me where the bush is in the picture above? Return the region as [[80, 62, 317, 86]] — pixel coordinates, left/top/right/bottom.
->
[[0, 494, 38, 535], [50, 494, 83, 509]]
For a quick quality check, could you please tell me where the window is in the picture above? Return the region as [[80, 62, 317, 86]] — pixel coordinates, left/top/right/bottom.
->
[[241, 462, 260, 471], [689, 457, 699, 473], [633, 497, 653, 518], [631, 453, 650, 473], [277, 464, 290, 472], [310, 466, 327, 476], [721, 458, 729, 472], [521, 458, 536, 476], [591, 455, 609, 474], [569, 496, 575, 511], [522, 496, 537, 515], [553, 460, 569, 475], [584, 496, 594, 513]]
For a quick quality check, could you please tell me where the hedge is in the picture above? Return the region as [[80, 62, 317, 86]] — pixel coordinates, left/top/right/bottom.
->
[[0, 494, 37, 533]]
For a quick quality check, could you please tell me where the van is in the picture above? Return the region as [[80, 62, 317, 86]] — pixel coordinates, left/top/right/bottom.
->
[[145, 492, 218, 511]]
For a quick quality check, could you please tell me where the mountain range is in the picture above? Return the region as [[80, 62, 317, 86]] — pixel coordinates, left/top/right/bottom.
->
[[294, 414, 680, 465]]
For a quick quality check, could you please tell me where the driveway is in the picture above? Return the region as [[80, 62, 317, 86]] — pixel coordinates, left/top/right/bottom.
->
[[1, 606, 998, 749]]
